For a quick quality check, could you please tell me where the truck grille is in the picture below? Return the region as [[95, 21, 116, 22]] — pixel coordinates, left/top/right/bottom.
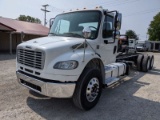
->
[[17, 49, 45, 69]]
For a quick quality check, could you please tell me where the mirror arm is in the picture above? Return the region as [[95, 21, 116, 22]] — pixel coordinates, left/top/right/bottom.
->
[[49, 18, 55, 29]]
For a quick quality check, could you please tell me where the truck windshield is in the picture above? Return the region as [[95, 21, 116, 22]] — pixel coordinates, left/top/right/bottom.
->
[[49, 11, 101, 39]]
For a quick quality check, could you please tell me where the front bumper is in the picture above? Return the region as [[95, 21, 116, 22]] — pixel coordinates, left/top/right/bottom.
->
[[16, 71, 76, 98]]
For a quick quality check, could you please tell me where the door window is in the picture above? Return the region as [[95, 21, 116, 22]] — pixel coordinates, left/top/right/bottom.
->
[[102, 15, 114, 38]]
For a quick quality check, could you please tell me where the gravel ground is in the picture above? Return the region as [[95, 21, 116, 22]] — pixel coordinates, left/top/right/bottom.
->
[[0, 52, 160, 120]]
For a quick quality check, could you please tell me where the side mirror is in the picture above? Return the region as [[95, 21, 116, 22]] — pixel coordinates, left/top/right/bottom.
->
[[82, 27, 91, 39], [49, 18, 54, 29], [115, 13, 122, 30]]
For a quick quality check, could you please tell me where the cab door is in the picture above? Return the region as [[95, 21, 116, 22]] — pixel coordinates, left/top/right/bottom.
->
[[99, 15, 118, 65]]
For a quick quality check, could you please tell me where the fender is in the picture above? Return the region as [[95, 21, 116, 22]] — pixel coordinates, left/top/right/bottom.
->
[[45, 50, 101, 81], [79, 58, 105, 84]]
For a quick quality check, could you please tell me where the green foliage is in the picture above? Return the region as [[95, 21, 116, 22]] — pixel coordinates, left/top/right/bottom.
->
[[125, 30, 138, 40], [17, 15, 41, 24], [148, 12, 160, 41]]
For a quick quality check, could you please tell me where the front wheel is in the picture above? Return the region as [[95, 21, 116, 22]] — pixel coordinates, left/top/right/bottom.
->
[[73, 68, 102, 110]]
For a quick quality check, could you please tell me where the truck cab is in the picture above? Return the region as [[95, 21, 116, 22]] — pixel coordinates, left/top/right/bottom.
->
[[16, 8, 129, 110], [128, 39, 137, 53]]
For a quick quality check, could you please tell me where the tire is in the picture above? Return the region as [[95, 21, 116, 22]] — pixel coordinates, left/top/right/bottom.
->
[[137, 54, 144, 71], [142, 55, 150, 72], [73, 68, 102, 110], [149, 55, 154, 70], [125, 63, 130, 75]]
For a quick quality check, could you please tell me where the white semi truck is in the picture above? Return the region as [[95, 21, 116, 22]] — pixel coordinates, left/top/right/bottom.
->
[[16, 7, 154, 110], [128, 39, 137, 53], [118, 35, 137, 54]]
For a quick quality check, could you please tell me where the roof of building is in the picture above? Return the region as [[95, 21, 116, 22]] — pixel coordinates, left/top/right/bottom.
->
[[0, 17, 49, 36]]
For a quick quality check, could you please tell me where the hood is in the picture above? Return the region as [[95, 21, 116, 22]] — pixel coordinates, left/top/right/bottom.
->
[[17, 36, 88, 70], [23, 36, 84, 46], [18, 36, 85, 51]]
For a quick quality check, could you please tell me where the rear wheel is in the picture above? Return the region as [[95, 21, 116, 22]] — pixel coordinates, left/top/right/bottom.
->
[[125, 63, 130, 75], [142, 55, 150, 72], [149, 55, 154, 70], [73, 68, 102, 110], [137, 54, 144, 71]]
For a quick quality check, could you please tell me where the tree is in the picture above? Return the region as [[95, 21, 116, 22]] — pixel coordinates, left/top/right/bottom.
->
[[17, 15, 41, 24], [148, 12, 160, 41], [125, 30, 139, 40]]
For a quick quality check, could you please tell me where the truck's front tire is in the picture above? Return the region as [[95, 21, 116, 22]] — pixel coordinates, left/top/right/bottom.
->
[[73, 68, 102, 110]]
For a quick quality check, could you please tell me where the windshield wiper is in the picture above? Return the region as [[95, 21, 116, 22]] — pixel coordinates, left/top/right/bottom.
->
[[63, 32, 84, 38]]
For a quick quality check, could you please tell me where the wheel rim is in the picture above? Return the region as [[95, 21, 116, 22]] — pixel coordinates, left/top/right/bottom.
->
[[151, 57, 154, 68], [86, 77, 99, 102], [147, 59, 150, 70]]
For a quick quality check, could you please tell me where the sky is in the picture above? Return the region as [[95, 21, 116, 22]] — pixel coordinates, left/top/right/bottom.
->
[[0, 0, 160, 40]]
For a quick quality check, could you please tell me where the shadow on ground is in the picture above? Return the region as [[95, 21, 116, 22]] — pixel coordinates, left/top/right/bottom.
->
[[26, 71, 160, 120], [148, 68, 160, 75]]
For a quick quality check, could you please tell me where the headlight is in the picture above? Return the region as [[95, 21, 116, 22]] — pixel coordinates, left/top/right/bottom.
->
[[54, 60, 78, 70]]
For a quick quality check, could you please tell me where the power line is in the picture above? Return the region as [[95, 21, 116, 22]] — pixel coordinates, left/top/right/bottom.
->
[[46, 1, 160, 19], [48, 0, 142, 14], [50, 5, 66, 11], [41, 4, 50, 26], [124, 8, 160, 17], [75, 0, 141, 9], [95, 0, 140, 7]]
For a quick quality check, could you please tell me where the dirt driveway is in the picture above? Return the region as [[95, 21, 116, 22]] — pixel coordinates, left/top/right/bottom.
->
[[0, 53, 160, 120]]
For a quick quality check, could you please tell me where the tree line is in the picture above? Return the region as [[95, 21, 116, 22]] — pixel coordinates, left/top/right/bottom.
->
[[17, 15, 41, 24], [125, 12, 160, 41]]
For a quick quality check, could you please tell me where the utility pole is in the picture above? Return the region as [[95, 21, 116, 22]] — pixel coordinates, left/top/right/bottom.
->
[[41, 4, 50, 26]]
